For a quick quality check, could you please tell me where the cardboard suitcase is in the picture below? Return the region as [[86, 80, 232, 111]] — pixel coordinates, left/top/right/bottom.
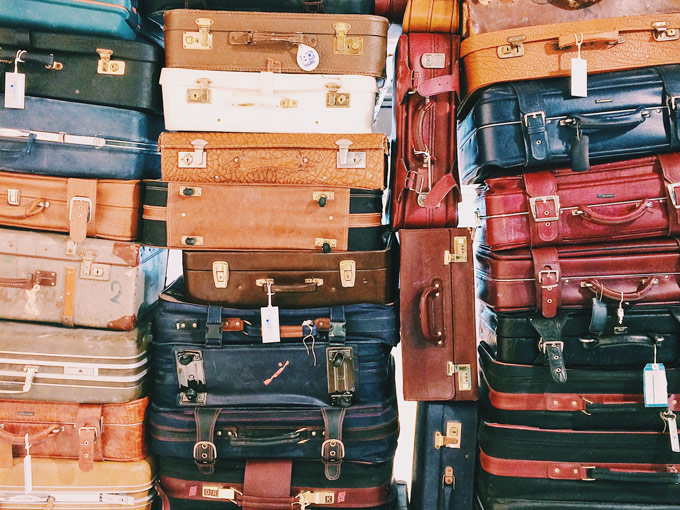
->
[[0, 227, 167, 329], [402, 0, 459, 33]]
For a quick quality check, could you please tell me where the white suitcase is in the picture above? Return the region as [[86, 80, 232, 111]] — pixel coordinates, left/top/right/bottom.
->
[[160, 68, 378, 133]]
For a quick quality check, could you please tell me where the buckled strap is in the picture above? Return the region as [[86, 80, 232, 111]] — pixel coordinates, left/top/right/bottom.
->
[[589, 297, 608, 335], [194, 408, 220, 475], [76, 404, 102, 472], [417, 72, 459, 98], [242, 459, 293, 510], [527, 312, 568, 383], [423, 173, 460, 210], [321, 407, 346, 480], [62, 266, 76, 327], [531, 247, 561, 318], [543, 342, 567, 383], [329, 306, 346, 344], [509, 82, 550, 164], [205, 305, 223, 347], [657, 153, 680, 235], [66, 178, 97, 243], [656, 65, 680, 144], [523, 171, 560, 245]]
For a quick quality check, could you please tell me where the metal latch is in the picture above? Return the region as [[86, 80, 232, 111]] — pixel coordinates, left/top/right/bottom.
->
[[335, 139, 366, 168], [255, 278, 275, 287], [79, 249, 110, 281], [653, 21, 679, 41], [176, 350, 207, 405], [182, 236, 204, 247], [179, 139, 208, 168], [184, 17, 215, 50], [444, 236, 468, 264], [96, 49, 125, 75], [298, 491, 335, 508], [434, 421, 462, 449], [447, 363, 472, 392], [212, 261, 229, 289], [7, 188, 20, 206], [333, 22, 363, 55], [315, 238, 338, 251], [497, 35, 525, 58], [326, 84, 350, 108], [179, 186, 202, 197], [443, 466, 455, 486], [326, 346, 355, 407], [187, 78, 212, 104], [305, 278, 324, 286], [313, 191, 335, 205], [421, 53, 446, 69], [202, 486, 237, 501], [339, 260, 356, 288]]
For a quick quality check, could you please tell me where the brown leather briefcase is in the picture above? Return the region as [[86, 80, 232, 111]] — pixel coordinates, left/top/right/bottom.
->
[[163, 10, 388, 77], [0, 398, 148, 472], [400, 228, 478, 401]]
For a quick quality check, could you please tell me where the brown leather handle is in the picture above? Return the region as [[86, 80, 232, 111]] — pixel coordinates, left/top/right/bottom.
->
[[0, 199, 47, 219], [261, 282, 319, 294], [0, 424, 62, 445], [412, 99, 435, 156], [582, 276, 659, 302], [419, 282, 445, 346], [575, 199, 652, 225], [558, 30, 620, 49], [229, 31, 307, 46], [0, 270, 56, 290], [240, 494, 296, 510]]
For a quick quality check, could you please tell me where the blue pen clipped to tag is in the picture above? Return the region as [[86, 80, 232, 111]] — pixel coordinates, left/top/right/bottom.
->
[[644, 363, 668, 407]]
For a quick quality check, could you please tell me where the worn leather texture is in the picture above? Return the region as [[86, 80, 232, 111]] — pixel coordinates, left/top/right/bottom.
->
[[374, 0, 408, 21], [400, 229, 477, 401], [402, 0, 459, 32], [164, 10, 387, 77], [160, 132, 387, 189], [461, 13, 680, 97]]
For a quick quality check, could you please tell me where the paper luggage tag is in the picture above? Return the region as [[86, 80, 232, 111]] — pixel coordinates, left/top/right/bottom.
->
[[261, 281, 280, 343], [667, 412, 680, 452], [5, 72, 25, 109], [297, 44, 320, 72], [644, 363, 668, 407], [571, 33, 587, 98]]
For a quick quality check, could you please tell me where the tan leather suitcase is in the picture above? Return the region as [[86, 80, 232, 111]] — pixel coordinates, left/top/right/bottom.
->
[[461, 13, 680, 98], [0, 398, 148, 472], [159, 132, 388, 190], [402, 0, 459, 33], [163, 9, 388, 77], [0, 171, 141, 243]]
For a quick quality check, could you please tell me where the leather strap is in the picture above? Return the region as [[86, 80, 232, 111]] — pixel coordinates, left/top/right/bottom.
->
[[433, 404, 451, 510], [531, 247, 561, 318], [76, 404, 102, 472], [321, 407, 346, 480], [66, 178, 97, 243], [656, 65, 680, 145], [523, 171, 560, 245], [417, 71, 459, 98], [194, 408, 221, 475], [62, 266, 76, 327], [528, 313, 569, 383], [509, 82, 550, 165], [658, 152, 680, 236], [589, 297, 608, 334], [329, 306, 346, 344], [242, 459, 294, 510], [422, 173, 458, 210], [205, 305, 223, 347], [542, 342, 567, 383]]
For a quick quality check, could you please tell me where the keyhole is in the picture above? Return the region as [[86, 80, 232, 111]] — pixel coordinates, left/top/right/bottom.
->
[[318, 196, 327, 207]]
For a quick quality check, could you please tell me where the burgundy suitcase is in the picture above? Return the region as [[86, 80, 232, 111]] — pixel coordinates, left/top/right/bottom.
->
[[392, 32, 460, 229], [476, 238, 680, 318], [478, 153, 680, 251]]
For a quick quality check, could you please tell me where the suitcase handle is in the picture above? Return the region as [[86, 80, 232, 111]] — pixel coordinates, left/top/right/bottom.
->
[[226, 427, 311, 447], [260, 281, 320, 294], [225, 93, 298, 109], [0, 270, 56, 290], [574, 199, 653, 225], [557, 29, 620, 49], [0, 199, 48, 219], [0, 132, 35, 158], [0, 49, 54, 68], [565, 107, 648, 132], [579, 334, 660, 350], [0, 423, 62, 446], [581, 276, 659, 302], [0, 366, 38, 394], [228, 31, 310, 46], [588, 467, 680, 484], [419, 281, 445, 347]]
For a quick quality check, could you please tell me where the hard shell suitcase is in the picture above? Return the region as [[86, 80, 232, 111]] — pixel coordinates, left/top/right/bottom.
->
[[476, 496, 680, 510], [0, 170, 142, 243], [159, 132, 388, 190], [402, 0, 459, 33], [400, 228, 478, 401], [373, 0, 408, 22], [476, 153, 680, 251], [145, 0, 373, 15], [0, 397, 148, 471], [160, 69, 378, 134], [392, 33, 460, 229], [0, 319, 150, 404], [0, 28, 162, 112], [0, 227, 168, 329], [157, 458, 396, 510], [411, 401, 478, 510], [458, 65, 680, 184], [0, 457, 156, 510], [143, 181, 383, 252], [460, 12, 680, 98], [0, 95, 161, 179], [163, 10, 387, 77]]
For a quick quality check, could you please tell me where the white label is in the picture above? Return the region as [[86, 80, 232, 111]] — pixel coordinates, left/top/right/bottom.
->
[[202, 486, 235, 500], [297, 44, 319, 72], [570, 57, 588, 97], [5, 72, 25, 109], [669, 415, 680, 452], [644, 363, 669, 407], [261, 306, 281, 343], [23, 452, 31, 494]]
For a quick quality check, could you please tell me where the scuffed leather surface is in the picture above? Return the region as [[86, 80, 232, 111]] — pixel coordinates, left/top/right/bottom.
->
[[373, 0, 408, 21], [403, 0, 459, 32]]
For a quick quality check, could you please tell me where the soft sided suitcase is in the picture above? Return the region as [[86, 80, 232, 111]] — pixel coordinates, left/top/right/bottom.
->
[[0, 398, 148, 472], [402, 0, 459, 33], [400, 228, 477, 401], [458, 65, 680, 184], [163, 10, 387, 77], [460, 12, 680, 98], [0, 170, 142, 242], [392, 33, 460, 229], [0, 319, 150, 403], [373, 0, 408, 22], [159, 132, 388, 190], [476, 153, 680, 251], [0, 227, 167, 329], [411, 401, 478, 510], [143, 181, 383, 252]]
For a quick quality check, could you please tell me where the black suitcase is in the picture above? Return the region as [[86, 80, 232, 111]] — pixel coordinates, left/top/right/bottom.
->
[[411, 401, 478, 510]]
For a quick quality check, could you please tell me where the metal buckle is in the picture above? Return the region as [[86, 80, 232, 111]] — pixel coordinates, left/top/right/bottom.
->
[[78, 426, 98, 440], [193, 441, 217, 463], [523, 111, 546, 127], [320, 439, 345, 462], [582, 466, 596, 481], [539, 340, 564, 354], [529, 195, 560, 221], [68, 196, 93, 223], [668, 96, 680, 110], [668, 183, 680, 209], [537, 270, 560, 287]]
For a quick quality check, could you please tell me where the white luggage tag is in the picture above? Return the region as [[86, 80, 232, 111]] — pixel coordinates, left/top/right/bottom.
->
[[5, 50, 26, 109], [571, 33, 587, 98], [261, 281, 280, 344], [23, 434, 32, 494], [644, 346, 669, 407], [297, 44, 320, 72], [662, 411, 680, 453]]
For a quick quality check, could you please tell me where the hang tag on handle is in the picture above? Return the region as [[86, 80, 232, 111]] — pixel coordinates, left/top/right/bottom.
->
[[644, 363, 669, 407], [23, 434, 32, 494], [297, 44, 319, 72], [668, 413, 680, 452], [261, 281, 280, 344], [5, 72, 25, 109], [571, 33, 587, 98]]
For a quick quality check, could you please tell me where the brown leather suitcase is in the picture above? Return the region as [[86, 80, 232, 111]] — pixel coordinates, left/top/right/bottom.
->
[[159, 132, 388, 190], [0, 171, 141, 243], [182, 240, 397, 307], [400, 228, 478, 401], [0, 398, 148, 472], [373, 0, 408, 23], [163, 10, 388, 77], [402, 0, 459, 33]]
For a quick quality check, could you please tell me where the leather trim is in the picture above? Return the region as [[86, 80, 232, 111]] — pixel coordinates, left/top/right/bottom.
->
[[531, 247, 561, 318], [62, 266, 76, 327], [142, 204, 167, 221], [523, 171, 560, 245], [66, 178, 97, 243], [242, 459, 293, 510], [76, 404, 102, 472], [347, 212, 381, 228]]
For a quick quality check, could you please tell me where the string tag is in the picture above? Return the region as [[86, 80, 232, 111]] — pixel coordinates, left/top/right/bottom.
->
[[5, 50, 26, 109], [663, 411, 680, 452], [297, 44, 319, 72], [260, 281, 280, 344], [23, 434, 32, 494], [571, 33, 587, 97], [644, 363, 669, 407], [617, 291, 625, 325]]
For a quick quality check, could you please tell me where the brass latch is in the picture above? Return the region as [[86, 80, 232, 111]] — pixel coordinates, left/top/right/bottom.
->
[[336, 139, 366, 168], [7, 188, 20, 206], [279, 98, 299, 108], [184, 18, 215, 50], [447, 363, 473, 392], [176, 350, 207, 405], [179, 139, 208, 168], [179, 186, 202, 197], [443, 466, 455, 486], [333, 22, 363, 55], [327, 346, 356, 407], [212, 261, 229, 289], [298, 491, 335, 507], [187, 78, 212, 104], [434, 421, 462, 449], [79, 249, 110, 281], [326, 84, 350, 108], [444, 236, 468, 264], [339, 260, 356, 288], [255, 278, 275, 287], [313, 191, 335, 204], [497, 35, 525, 59], [652, 21, 679, 41], [96, 49, 125, 75], [315, 238, 338, 250], [305, 278, 324, 286], [181, 236, 204, 246]]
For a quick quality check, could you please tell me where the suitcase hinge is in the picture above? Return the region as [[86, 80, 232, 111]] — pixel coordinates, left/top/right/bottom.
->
[[335, 139, 366, 169], [326, 84, 350, 108], [434, 421, 462, 449], [187, 78, 212, 104], [212, 261, 229, 288], [326, 346, 355, 407], [176, 350, 208, 405], [298, 491, 335, 510], [447, 363, 472, 392], [184, 18, 215, 50], [444, 236, 468, 264], [178, 139, 208, 168], [333, 22, 363, 55], [497, 35, 525, 59], [339, 260, 356, 288], [78, 249, 110, 281], [96, 49, 125, 76], [653, 22, 680, 41]]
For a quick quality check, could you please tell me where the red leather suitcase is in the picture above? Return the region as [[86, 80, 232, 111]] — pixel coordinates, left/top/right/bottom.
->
[[477, 153, 680, 251], [392, 33, 460, 229], [476, 238, 680, 318], [373, 0, 408, 22]]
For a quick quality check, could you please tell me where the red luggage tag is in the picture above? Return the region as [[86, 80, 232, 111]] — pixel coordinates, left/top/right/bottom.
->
[[5, 50, 26, 109], [261, 281, 280, 344], [571, 33, 587, 98]]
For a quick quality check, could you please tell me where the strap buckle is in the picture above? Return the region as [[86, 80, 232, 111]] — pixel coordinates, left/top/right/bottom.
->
[[538, 340, 564, 353], [320, 439, 345, 463], [78, 426, 98, 439], [523, 111, 546, 127], [668, 183, 680, 209], [529, 195, 560, 221], [193, 441, 217, 464], [68, 196, 92, 223], [537, 269, 560, 288]]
